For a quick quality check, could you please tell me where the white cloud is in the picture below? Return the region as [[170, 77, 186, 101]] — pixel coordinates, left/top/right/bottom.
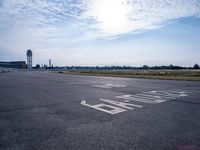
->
[[82, 0, 200, 36], [0, 0, 200, 39], [0, 0, 84, 29], [0, 0, 200, 35]]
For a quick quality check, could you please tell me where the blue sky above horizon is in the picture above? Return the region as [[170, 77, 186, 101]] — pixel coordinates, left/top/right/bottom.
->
[[0, 0, 200, 67]]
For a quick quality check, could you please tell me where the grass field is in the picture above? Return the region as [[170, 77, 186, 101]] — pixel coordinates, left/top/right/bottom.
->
[[54, 69, 200, 81]]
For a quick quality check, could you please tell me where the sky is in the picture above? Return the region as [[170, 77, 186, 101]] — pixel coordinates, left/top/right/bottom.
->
[[0, 0, 200, 67]]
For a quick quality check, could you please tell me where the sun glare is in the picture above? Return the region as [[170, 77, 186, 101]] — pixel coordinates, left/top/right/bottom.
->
[[85, 0, 133, 34]]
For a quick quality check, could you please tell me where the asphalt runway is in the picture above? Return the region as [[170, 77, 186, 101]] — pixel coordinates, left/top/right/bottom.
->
[[0, 71, 200, 150]]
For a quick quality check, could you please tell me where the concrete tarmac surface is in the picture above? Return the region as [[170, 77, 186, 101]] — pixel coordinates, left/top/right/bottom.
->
[[0, 71, 200, 150]]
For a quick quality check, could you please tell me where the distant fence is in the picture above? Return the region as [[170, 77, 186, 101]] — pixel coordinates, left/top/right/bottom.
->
[[0, 67, 12, 73], [0, 67, 27, 73], [0, 67, 50, 73], [0, 67, 19, 73]]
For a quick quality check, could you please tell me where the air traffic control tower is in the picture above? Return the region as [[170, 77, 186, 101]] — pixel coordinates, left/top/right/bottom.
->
[[26, 49, 32, 69]]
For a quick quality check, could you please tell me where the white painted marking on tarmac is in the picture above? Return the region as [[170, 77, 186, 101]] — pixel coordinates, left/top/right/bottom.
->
[[116, 90, 191, 105], [100, 98, 142, 110], [92, 84, 126, 89], [107, 84, 127, 88], [81, 100, 127, 114], [116, 95, 165, 104], [131, 95, 162, 101], [81, 89, 191, 115], [136, 93, 162, 99], [147, 91, 176, 99], [159, 92, 182, 98], [124, 100, 130, 102], [92, 84, 111, 89], [178, 91, 187, 94], [149, 90, 188, 98], [180, 94, 188, 97]]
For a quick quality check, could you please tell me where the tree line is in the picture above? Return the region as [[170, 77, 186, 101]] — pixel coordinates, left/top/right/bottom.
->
[[47, 64, 200, 70]]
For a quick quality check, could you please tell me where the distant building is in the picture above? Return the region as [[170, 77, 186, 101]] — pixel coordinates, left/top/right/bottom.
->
[[0, 61, 26, 69], [26, 49, 32, 69], [49, 59, 51, 67]]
